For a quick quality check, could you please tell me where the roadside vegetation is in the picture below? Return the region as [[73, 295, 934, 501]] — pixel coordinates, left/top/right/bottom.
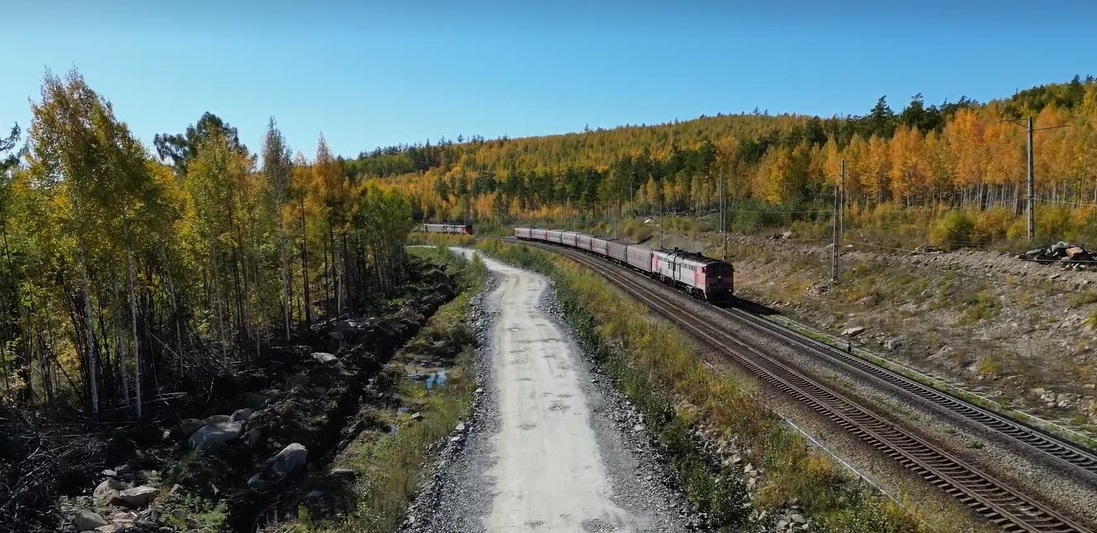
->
[[291, 246, 485, 533], [475, 239, 928, 533]]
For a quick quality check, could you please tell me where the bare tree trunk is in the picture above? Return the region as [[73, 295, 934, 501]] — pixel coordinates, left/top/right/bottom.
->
[[331, 225, 340, 315], [300, 197, 312, 330], [114, 293, 129, 408], [278, 209, 290, 341], [127, 242, 142, 418], [78, 241, 100, 415]]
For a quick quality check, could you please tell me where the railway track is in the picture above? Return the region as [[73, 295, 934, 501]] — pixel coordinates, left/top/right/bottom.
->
[[524, 241, 1094, 533], [720, 304, 1097, 477]]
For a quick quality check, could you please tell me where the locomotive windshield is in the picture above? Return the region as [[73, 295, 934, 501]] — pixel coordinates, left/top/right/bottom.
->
[[705, 263, 732, 277]]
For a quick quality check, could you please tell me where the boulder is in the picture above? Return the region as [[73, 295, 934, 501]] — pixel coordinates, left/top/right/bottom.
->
[[271, 443, 308, 479], [204, 414, 231, 425], [247, 472, 273, 492], [312, 352, 338, 364], [285, 373, 309, 389], [323, 331, 345, 352], [188, 421, 243, 449], [93, 478, 126, 506], [244, 392, 272, 410], [113, 485, 158, 508], [230, 408, 254, 423], [95, 523, 127, 533], [841, 326, 865, 337], [245, 428, 263, 448], [75, 509, 108, 531], [180, 418, 205, 436]]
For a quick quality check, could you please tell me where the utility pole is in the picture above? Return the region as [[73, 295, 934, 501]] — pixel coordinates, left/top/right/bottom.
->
[[832, 161, 845, 282], [831, 184, 839, 282], [1027, 116, 1035, 243], [840, 160, 845, 240], [659, 192, 665, 249], [614, 184, 620, 239]]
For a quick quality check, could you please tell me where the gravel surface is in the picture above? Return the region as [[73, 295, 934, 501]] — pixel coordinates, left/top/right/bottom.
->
[[591, 251, 1097, 530], [400, 249, 700, 533]]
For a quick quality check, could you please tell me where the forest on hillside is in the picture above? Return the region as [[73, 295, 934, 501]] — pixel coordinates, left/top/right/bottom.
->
[[356, 75, 1097, 246], [0, 68, 413, 416]]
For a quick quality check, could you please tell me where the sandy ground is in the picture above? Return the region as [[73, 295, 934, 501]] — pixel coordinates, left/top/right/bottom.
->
[[402, 249, 693, 533]]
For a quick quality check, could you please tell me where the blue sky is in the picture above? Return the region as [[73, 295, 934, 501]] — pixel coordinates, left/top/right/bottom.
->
[[2, 0, 1095, 160]]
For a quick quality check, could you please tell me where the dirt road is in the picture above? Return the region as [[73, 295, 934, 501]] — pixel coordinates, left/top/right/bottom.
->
[[403, 250, 694, 533]]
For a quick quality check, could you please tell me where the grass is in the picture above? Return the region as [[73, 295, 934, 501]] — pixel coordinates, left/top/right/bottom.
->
[[475, 238, 926, 533], [1068, 291, 1097, 309], [295, 248, 485, 533]]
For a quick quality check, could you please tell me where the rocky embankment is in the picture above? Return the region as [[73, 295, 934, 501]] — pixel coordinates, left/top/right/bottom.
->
[[1, 258, 458, 533]]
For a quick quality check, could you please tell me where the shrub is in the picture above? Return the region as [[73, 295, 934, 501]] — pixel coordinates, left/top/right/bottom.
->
[[928, 211, 974, 249], [972, 207, 1015, 244]]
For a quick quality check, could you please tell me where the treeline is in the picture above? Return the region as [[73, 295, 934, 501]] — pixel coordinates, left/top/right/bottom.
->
[[0, 68, 413, 416], [362, 76, 1097, 243]]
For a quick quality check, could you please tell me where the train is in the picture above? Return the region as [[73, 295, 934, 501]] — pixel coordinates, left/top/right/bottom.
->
[[513, 227, 734, 303], [416, 223, 474, 235]]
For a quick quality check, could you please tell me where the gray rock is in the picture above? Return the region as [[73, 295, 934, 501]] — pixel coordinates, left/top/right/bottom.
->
[[331, 468, 356, 479], [410, 412, 422, 420], [790, 513, 806, 523], [777, 520, 789, 530], [114, 485, 158, 508], [179, 418, 204, 436], [94, 478, 126, 506], [204, 414, 231, 425], [285, 373, 309, 389], [95, 523, 127, 533], [455, 422, 466, 432], [247, 472, 272, 492], [188, 422, 243, 449], [244, 392, 272, 410], [230, 408, 254, 422], [841, 326, 865, 337], [245, 428, 263, 448], [75, 509, 108, 531], [312, 352, 338, 364], [271, 443, 308, 479]]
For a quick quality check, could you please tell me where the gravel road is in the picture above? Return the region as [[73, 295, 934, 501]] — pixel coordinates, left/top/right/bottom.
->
[[401, 249, 697, 533]]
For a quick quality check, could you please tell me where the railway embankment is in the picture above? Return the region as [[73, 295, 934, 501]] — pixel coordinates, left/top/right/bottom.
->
[[643, 227, 1097, 441], [473, 239, 938, 533]]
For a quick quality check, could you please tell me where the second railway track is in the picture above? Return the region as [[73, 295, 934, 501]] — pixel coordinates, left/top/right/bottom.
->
[[522, 240, 1094, 533]]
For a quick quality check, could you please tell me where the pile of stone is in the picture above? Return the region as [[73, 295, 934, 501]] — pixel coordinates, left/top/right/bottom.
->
[[1019, 241, 1096, 269]]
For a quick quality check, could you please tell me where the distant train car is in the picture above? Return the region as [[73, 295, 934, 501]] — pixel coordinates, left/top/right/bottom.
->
[[561, 231, 580, 248], [626, 244, 654, 274], [514, 227, 532, 240], [531, 228, 548, 241], [606, 239, 628, 265], [576, 233, 593, 252], [420, 223, 474, 235], [546, 229, 564, 244], [591, 236, 609, 257]]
